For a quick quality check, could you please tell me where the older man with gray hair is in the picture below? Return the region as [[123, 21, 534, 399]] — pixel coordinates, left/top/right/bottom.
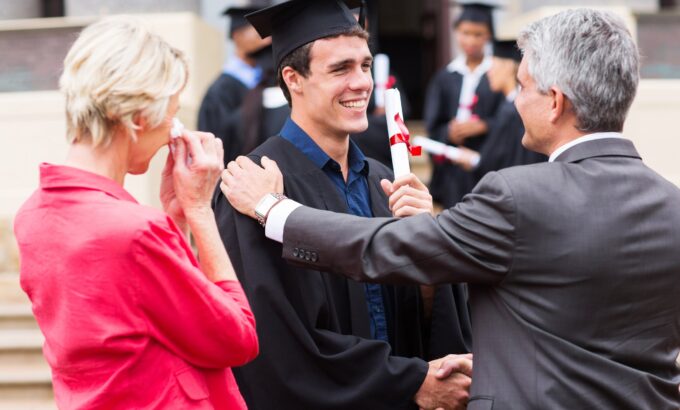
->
[[222, 8, 680, 409]]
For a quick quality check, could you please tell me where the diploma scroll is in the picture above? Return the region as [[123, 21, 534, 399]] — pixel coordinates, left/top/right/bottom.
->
[[385, 89, 421, 178], [373, 54, 390, 108], [412, 136, 480, 168]]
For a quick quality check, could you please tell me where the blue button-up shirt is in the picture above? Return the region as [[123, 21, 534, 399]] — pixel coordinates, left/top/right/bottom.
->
[[222, 56, 262, 90], [280, 118, 388, 342]]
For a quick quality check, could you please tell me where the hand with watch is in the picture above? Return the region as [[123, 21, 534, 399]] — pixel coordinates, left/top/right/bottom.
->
[[220, 156, 285, 224], [255, 193, 288, 226]]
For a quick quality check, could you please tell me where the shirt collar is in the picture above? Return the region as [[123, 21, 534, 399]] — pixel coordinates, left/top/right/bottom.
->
[[280, 118, 368, 175], [447, 53, 493, 76], [222, 56, 262, 89], [39, 163, 138, 203], [549, 132, 626, 162]]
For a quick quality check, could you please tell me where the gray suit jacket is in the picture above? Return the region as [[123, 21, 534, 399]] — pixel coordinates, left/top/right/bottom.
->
[[280, 138, 680, 409]]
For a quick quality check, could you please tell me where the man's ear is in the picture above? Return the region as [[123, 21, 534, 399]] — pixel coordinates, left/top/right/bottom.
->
[[548, 86, 566, 124], [282, 66, 303, 96]]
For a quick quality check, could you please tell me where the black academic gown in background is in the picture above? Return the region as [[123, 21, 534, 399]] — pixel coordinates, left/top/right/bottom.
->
[[238, 85, 290, 155], [424, 68, 504, 208], [351, 76, 411, 168], [197, 73, 249, 163], [213, 136, 471, 410], [473, 99, 547, 180]]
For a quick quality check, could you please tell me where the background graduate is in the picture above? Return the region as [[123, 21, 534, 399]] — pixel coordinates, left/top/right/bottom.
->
[[423, 1, 504, 208], [349, 5, 411, 168], [213, 1, 473, 409], [197, 2, 272, 163], [451, 39, 546, 176], [236, 45, 290, 156]]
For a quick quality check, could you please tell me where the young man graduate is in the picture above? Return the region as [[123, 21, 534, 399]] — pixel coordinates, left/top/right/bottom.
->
[[212, 1, 473, 409], [423, 1, 504, 208], [198, 3, 272, 162], [452, 39, 546, 176], [222, 8, 680, 410]]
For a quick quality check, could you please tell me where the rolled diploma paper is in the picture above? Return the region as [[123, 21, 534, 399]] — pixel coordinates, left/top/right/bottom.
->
[[385, 89, 410, 178], [412, 136, 463, 161], [373, 54, 390, 108]]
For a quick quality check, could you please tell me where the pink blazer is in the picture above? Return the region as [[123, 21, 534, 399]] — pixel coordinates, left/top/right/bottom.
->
[[14, 164, 258, 409]]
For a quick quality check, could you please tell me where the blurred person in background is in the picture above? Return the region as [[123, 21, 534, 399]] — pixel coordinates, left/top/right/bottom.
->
[[451, 39, 546, 176], [198, 2, 272, 163], [423, 1, 504, 208], [349, 6, 411, 168], [13, 17, 258, 409]]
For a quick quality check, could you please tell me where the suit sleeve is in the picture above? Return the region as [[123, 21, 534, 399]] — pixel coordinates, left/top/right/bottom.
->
[[214, 192, 427, 410], [131, 218, 258, 369], [282, 171, 516, 286]]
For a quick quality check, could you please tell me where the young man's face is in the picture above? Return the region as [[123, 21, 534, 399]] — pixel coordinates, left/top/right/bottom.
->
[[299, 35, 373, 138], [455, 21, 491, 60]]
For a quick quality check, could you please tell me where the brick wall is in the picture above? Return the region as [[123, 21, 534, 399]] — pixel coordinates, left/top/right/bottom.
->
[[0, 27, 81, 92], [637, 13, 680, 78]]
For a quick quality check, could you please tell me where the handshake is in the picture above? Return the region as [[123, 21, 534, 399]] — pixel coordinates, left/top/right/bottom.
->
[[415, 354, 473, 410]]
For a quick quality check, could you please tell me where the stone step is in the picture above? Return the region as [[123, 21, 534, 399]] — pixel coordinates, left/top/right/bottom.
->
[[0, 327, 54, 408], [0, 400, 56, 410], [0, 272, 29, 305], [0, 383, 54, 404], [0, 304, 37, 330], [0, 328, 44, 351]]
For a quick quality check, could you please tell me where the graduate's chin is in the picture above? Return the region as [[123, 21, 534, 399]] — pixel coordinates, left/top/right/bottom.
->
[[343, 117, 369, 135]]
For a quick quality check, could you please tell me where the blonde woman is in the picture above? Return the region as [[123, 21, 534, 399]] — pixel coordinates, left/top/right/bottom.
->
[[13, 17, 258, 409]]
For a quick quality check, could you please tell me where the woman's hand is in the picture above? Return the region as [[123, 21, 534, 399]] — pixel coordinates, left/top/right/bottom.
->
[[169, 131, 224, 219], [160, 147, 186, 232]]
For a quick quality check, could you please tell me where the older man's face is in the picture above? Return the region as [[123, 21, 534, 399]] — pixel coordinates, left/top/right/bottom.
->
[[514, 57, 552, 155]]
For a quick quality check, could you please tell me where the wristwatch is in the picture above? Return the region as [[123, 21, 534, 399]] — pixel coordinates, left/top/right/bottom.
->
[[254, 193, 287, 227]]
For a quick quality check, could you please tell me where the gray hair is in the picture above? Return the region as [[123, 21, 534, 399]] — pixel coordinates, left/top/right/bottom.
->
[[517, 9, 639, 133]]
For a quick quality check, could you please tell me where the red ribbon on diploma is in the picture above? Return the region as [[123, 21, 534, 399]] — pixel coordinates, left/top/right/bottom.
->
[[389, 113, 422, 156]]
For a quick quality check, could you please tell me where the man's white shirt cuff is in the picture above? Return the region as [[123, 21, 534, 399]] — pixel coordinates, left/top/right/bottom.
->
[[264, 199, 302, 243]]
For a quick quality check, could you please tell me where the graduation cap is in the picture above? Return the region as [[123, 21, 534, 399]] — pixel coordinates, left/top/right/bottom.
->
[[454, 1, 497, 34], [493, 40, 522, 63], [246, 0, 365, 70], [223, 7, 259, 37]]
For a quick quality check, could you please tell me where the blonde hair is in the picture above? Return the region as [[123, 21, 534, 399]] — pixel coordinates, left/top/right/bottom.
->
[[59, 16, 188, 147]]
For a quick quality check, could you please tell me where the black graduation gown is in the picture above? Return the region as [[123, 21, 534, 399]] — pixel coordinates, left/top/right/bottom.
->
[[197, 73, 249, 163], [423, 67, 504, 208], [238, 85, 290, 155], [351, 76, 411, 168], [473, 99, 547, 180], [213, 136, 471, 410]]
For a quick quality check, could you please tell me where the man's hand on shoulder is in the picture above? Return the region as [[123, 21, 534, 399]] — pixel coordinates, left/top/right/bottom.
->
[[220, 156, 284, 219], [381, 173, 434, 218], [414, 354, 473, 410]]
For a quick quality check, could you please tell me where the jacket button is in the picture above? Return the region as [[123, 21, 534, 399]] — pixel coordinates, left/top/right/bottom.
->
[[311, 252, 318, 262], [293, 248, 299, 257], [304, 251, 311, 261]]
